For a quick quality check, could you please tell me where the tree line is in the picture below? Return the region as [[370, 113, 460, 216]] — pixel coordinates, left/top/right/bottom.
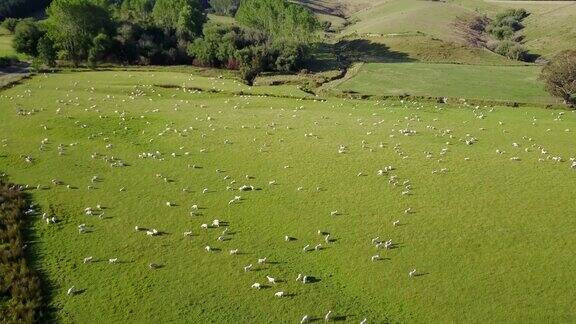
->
[[2, 0, 319, 84], [0, 0, 51, 20]]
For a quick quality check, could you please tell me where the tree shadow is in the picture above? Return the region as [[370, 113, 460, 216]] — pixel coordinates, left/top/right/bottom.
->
[[306, 39, 414, 73]]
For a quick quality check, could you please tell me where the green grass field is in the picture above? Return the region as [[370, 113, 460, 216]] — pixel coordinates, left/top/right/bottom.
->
[[331, 62, 556, 104], [1, 70, 575, 322], [0, 28, 16, 57]]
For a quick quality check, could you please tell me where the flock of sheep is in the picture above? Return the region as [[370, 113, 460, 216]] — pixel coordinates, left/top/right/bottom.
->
[[4, 73, 575, 322]]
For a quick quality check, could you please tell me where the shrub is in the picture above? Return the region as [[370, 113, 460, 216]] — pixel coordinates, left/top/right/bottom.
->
[[1, 17, 19, 32], [0, 180, 46, 322], [12, 18, 41, 56], [540, 50, 576, 107]]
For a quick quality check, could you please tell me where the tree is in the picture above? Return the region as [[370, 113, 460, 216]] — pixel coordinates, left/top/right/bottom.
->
[[235, 45, 265, 86], [209, 0, 239, 16], [12, 19, 41, 56], [45, 0, 113, 66], [153, 0, 205, 36], [88, 33, 112, 68], [118, 0, 155, 26], [37, 36, 57, 66], [540, 50, 576, 107], [235, 0, 319, 46]]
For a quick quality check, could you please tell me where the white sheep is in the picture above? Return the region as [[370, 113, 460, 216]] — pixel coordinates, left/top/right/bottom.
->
[[371, 254, 380, 262], [251, 283, 261, 290], [244, 264, 253, 272], [258, 257, 267, 264], [230, 249, 239, 255], [67, 286, 76, 296], [303, 244, 310, 252], [109, 258, 118, 264], [409, 269, 417, 277], [266, 275, 276, 285], [83, 256, 93, 264], [274, 291, 285, 298], [205, 246, 212, 252], [301, 315, 310, 323], [324, 310, 332, 322]]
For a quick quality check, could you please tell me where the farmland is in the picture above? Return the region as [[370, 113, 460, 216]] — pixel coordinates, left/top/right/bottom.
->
[[1, 70, 575, 322]]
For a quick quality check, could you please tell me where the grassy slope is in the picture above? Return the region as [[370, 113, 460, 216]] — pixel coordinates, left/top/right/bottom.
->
[[332, 62, 555, 104], [342, 0, 576, 59], [1, 71, 576, 322]]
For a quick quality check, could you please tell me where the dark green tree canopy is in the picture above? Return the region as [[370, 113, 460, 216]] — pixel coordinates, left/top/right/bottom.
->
[[45, 0, 113, 64], [235, 0, 319, 45], [152, 0, 205, 36]]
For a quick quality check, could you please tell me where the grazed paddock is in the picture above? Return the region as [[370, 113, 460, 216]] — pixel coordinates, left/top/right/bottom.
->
[[0, 71, 575, 323]]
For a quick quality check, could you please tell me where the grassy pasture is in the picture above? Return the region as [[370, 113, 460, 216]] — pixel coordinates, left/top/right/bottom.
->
[[332, 62, 556, 104], [0, 27, 16, 57], [0, 70, 575, 322]]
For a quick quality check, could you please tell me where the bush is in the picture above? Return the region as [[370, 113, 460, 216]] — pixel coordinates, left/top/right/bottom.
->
[[1, 17, 19, 32], [0, 180, 46, 322], [12, 19, 41, 56], [540, 50, 576, 107]]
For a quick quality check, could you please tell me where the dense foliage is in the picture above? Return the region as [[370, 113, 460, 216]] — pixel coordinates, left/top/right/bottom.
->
[[0, 179, 46, 322], [236, 0, 318, 45], [485, 9, 529, 61], [188, 0, 319, 84], [0, 0, 51, 20], [209, 0, 240, 16], [12, 18, 41, 56], [540, 50, 576, 107]]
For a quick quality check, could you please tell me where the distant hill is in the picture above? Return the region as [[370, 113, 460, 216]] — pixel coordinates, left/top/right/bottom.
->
[[298, 0, 576, 60]]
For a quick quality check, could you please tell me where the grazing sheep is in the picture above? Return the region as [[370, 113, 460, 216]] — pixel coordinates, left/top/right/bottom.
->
[[258, 257, 267, 264], [409, 269, 417, 277], [274, 291, 285, 298], [302, 276, 309, 284], [200, 224, 209, 229], [324, 310, 333, 322], [67, 286, 76, 296], [371, 236, 381, 244], [371, 254, 380, 262], [183, 231, 193, 236], [303, 244, 310, 252], [393, 220, 400, 226], [83, 256, 93, 264], [360, 318, 367, 324], [251, 283, 261, 289], [301, 315, 310, 323], [149, 263, 160, 270], [212, 219, 221, 227], [244, 264, 253, 272], [134, 226, 140, 231], [284, 235, 291, 242], [109, 258, 118, 264], [324, 235, 331, 243], [205, 246, 212, 252], [296, 273, 302, 281], [330, 211, 338, 216], [166, 201, 174, 207], [315, 244, 322, 251], [230, 249, 239, 255], [266, 275, 276, 285]]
